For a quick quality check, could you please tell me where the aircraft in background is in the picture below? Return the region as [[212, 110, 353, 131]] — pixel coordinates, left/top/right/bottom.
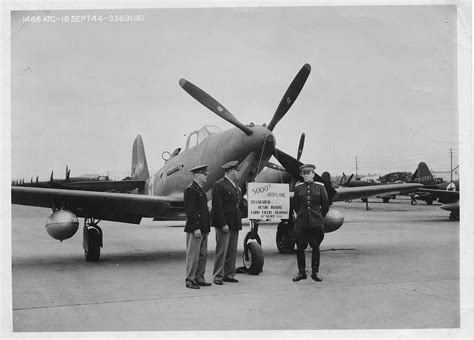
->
[[338, 173, 403, 203], [377, 171, 413, 183], [410, 161, 459, 220], [11, 165, 141, 192], [11, 63, 423, 269]]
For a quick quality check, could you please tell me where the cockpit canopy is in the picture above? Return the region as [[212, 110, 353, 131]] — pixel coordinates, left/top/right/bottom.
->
[[186, 125, 222, 150]]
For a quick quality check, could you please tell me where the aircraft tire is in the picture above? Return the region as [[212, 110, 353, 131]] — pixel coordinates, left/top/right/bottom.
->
[[276, 221, 295, 254], [425, 199, 433, 205], [85, 227, 101, 261], [411, 199, 417, 206], [243, 241, 264, 275], [382, 197, 390, 203]]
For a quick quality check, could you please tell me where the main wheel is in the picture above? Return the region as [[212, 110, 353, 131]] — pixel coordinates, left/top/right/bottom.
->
[[85, 227, 101, 261], [382, 197, 390, 203], [411, 199, 417, 206], [425, 198, 433, 205], [276, 221, 295, 254], [243, 241, 264, 275]]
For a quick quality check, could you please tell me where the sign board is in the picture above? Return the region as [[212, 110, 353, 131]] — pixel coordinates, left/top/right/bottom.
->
[[247, 183, 290, 221]]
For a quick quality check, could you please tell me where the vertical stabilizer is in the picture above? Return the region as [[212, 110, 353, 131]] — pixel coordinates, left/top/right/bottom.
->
[[413, 162, 436, 185], [131, 135, 150, 180]]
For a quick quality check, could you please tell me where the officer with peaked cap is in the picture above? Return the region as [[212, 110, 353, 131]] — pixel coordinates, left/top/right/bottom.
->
[[184, 165, 212, 289], [212, 160, 246, 285], [292, 163, 329, 282]]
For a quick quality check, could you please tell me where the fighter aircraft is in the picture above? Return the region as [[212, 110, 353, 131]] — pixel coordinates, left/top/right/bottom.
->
[[12, 64, 318, 274], [409, 161, 459, 220], [12, 165, 143, 193], [338, 173, 402, 203], [12, 63, 423, 271]]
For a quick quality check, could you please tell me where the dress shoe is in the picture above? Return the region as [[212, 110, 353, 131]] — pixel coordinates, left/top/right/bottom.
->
[[196, 280, 212, 286], [213, 279, 223, 285], [223, 277, 239, 283], [185, 280, 200, 289], [311, 273, 322, 282], [292, 272, 307, 282]]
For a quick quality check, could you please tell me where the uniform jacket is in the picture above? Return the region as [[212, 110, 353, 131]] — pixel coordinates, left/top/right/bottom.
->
[[184, 180, 211, 233], [212, 177, 245, 231], [293, 181, 329, 230]]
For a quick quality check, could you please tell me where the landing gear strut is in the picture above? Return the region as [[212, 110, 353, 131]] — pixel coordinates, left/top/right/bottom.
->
[[242, 220, 264, 275], [83, 217, 103, 261]]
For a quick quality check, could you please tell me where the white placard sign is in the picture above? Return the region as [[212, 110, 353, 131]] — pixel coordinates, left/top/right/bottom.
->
[[247, 183, 290, 221]]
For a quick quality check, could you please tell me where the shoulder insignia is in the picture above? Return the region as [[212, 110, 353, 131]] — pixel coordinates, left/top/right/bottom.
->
[[314, 181, 325, 186], [295, 182, 304, 187]]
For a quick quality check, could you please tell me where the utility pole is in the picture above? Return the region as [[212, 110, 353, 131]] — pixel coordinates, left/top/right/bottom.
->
[[449, 149, 453, 182], [355, 156, 359, 177]]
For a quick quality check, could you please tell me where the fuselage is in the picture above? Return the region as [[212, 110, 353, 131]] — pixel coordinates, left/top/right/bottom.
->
[[145, 125, 275, 198]]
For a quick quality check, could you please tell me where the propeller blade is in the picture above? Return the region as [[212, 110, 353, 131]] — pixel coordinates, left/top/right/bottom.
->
[[179, 79, 253, 136], [267, 64, 311, 131], [347, 174, 354, 183], [66, 165, 70, 181], [297, 133, 305, 161], [273, 148, 336, 201], [50, 171, 53, 181]]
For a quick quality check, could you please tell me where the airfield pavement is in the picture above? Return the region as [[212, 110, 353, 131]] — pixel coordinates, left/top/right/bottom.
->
[[10, 196, 459, 333]]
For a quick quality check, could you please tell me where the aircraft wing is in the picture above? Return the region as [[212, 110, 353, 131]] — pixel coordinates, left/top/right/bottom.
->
[[12, 180, 145, 192], [417, 188, 459, 203], [332, 183, 423, 202], [11, 187, 184, 224]]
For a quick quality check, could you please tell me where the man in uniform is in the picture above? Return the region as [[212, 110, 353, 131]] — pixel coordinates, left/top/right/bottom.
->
[[212, 160, 244, 285], [292, 164, 329, 282], [184, 165, 212, 289]]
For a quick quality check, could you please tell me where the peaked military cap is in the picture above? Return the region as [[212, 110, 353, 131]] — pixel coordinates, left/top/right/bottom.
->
[[190, 165, 209, 174], [222, 160, 239, 170], [299, 164, 316, 172]]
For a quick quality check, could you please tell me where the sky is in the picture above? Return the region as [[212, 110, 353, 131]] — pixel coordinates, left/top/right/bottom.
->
[[10, 5, 461, 181]]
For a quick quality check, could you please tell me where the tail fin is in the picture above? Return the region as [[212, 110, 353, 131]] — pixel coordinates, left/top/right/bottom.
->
[[131, 135, 150, 180], [412, 162, 436, 185]]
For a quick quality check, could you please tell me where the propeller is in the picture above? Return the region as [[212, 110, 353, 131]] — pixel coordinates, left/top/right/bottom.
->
[[66, 165, 70, 181], [347, 174, 354, 183], [297, 133, 305, 161], [50, 171, 53, 181], [179, 79, 253, 136], [267, 64, 311, 131]]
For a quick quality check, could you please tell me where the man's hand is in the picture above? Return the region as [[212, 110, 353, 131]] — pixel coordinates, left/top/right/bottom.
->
[[194, 229, 202, 238], [222, 225, 230, 233]]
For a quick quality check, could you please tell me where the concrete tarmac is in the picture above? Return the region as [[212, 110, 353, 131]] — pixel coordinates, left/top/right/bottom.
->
[[11, 197, 459, 332]]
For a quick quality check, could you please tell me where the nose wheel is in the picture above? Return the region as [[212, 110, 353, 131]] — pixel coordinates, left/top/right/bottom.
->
[[242, 220, 264, 275]]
